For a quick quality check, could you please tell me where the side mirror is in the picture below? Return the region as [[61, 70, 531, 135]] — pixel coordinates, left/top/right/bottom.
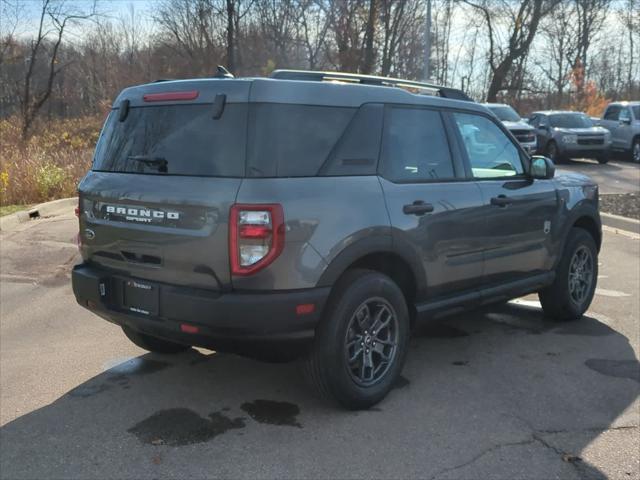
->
[[620, 117, 631, 125], [539, 124, 549, 131], [530, 156, 555, 180]]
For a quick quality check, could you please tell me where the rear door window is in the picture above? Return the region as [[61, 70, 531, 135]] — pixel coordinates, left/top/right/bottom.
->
[[93, 104, 247, 177], [380, 107, 455, 182]]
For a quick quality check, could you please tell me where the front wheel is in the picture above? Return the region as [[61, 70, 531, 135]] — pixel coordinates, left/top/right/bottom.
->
[[539, 228, 598, 321], [631, 137, 640, 163], [122, 326, 191, 354], [303, 269, 410, 410], [596, 153, 610, 164], [546, 140, 561, 163]]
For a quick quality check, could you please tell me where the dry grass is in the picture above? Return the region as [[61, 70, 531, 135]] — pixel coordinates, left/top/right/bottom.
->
[[0, 116, 103, 206]]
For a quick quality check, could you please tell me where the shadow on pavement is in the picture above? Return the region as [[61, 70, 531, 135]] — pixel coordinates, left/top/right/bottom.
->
[[1, 302, 638, 479]]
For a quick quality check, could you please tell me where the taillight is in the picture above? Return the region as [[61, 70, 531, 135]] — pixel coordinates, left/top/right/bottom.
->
[[229, 204, 284, 276]]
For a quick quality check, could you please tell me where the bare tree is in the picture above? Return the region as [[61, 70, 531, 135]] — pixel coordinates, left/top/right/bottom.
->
[[463, 0, 558, 102], [20, 0, 98, 139]]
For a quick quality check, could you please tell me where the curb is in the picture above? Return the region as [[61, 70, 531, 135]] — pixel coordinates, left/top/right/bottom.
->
[[0, 197, 77, 232], [601, 212, 640, 236]]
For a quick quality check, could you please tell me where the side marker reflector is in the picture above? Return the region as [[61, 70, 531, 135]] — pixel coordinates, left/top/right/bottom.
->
[[296, 303, 316, 315]]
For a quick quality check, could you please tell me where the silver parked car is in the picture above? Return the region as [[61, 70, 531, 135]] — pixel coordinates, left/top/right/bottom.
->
[[483, 103, 537, 153], [529, 111, 612, 164], [598, 101, 640, 163]]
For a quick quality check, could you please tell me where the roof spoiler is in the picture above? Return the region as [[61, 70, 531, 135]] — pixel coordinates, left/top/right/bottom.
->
[[270, 70, 473, 102]]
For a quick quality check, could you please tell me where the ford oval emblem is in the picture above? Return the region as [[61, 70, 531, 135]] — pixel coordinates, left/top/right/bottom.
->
[[84, 228, 95, 240]]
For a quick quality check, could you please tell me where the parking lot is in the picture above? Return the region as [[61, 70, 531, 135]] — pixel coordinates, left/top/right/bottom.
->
[[1, 160, 638, 479]]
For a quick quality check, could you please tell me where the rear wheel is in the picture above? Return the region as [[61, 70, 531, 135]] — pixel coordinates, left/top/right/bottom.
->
[[539, 228, 598, 321], [122, 326, 191, 354], [303, 269, 410, 410]]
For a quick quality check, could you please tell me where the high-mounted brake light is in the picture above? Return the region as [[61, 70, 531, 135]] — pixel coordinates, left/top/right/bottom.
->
[[143, 90, 199, 102], [230, 204, 284, 276]]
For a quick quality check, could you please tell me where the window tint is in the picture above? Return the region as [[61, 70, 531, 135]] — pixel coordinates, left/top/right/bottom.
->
[[380, 107, 454, 182], [604, 105, 621, 120], [453, 112, 524, 179], [632, 106, 640, 119], [93, 104, 246, 177], [247, 104, 355, 177], [619, 108, 631, 121], [319, 104, 383, 176]]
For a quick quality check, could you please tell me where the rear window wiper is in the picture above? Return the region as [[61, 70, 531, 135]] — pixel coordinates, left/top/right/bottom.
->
[[128, 155, 168, 173]]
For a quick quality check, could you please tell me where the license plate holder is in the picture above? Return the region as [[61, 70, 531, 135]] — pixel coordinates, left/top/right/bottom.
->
[[123, 279, 159, 316]]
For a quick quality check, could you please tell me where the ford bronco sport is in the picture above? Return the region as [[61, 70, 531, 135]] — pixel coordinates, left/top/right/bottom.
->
[[73, 69, 601, 409]]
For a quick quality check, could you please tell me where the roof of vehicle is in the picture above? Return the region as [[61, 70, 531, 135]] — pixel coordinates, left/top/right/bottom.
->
[[606, 101, 640, 106], [531, 110, 589, 116], [113, 73, 487, 113]]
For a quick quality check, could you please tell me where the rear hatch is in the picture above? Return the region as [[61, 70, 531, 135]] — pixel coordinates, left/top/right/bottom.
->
[[78, 80, 250, 291]]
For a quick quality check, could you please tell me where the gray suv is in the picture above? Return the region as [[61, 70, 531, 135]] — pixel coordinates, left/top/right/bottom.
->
[[483, 103, 537, 153], [73, 70, 602, 409], [529, 110, 611, 164], [598, 101, 640, 162]]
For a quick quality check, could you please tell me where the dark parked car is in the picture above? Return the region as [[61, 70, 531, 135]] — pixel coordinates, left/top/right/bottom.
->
[[483, 103, 537, 153], [73, 70, 602, 409], [529, 110, 611, 164]]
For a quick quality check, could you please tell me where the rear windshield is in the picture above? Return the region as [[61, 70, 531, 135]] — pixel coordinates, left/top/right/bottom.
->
[[93, 104, 247, 177]]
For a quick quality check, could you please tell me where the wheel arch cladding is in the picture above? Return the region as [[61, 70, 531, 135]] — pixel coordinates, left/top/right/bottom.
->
[[573, 215, 602, 251]]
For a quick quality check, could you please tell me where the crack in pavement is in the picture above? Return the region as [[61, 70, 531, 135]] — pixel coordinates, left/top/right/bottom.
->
[[427, 425, 639, 480]]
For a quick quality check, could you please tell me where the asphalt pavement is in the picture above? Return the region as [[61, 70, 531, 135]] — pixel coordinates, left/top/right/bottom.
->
[[0, 171, 639, 479], [557, 157, 640, 194]]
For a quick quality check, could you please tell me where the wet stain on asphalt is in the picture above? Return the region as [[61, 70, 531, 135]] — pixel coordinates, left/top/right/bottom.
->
[[415, 323, 469, 338], [585, 359, 640, 382], [129, 408, 245, 446], [452, 360, 469, 366], [240, 400, 302, 428], [393, 375, 410, 389]]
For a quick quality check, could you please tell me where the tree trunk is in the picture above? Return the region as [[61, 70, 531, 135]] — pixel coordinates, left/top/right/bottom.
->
[[361, 0, 377, 74], [226, 0, 236, 72]]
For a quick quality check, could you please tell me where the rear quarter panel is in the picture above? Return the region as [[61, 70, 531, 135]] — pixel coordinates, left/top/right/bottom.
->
[[233, 176, 391, 290]]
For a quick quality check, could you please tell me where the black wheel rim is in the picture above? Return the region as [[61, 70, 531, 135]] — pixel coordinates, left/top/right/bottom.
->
[[568, 245, 594, 305], [633, 142, 640, 163], [344, 297, 399, 387]]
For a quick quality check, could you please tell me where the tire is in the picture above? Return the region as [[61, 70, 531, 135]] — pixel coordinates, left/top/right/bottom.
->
[[596, 152, 610, 164], [303, 269, 410, 410], [122, 326, 191, 354], [539, 228, 598, 321], [546, 140, 561, 163], [631, 137, 640, 163]]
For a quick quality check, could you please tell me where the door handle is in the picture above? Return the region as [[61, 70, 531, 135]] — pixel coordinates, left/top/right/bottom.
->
[[403, 201, 434, 215], [490, 195, 514, 207]]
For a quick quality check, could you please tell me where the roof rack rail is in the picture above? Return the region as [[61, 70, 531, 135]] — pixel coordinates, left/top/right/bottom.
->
[[270, 69, 473, 102]]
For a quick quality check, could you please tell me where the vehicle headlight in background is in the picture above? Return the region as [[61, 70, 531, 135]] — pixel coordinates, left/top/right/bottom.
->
[[562, 135, 578, 144]]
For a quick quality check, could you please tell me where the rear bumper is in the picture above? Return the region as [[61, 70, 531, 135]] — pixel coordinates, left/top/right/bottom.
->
[[72, 263, 329, 349]]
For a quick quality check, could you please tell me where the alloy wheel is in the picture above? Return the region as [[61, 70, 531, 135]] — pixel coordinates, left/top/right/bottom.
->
[[344, 297, 399, 387], [568, 245, 594, 306]]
